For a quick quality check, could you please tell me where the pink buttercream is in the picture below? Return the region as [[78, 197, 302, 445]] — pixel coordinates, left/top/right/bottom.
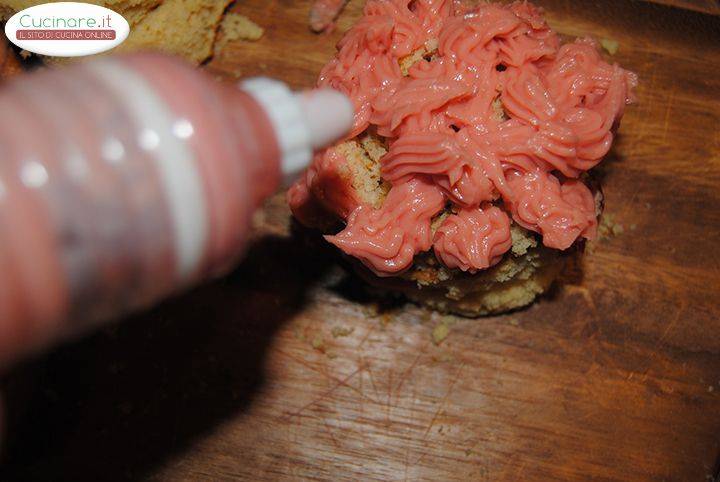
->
[[326, 177, 445, 275], [289, 0, 636, 275], [433, 205, 512, 273]]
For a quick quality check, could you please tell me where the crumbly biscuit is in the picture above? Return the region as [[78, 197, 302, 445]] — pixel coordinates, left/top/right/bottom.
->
[[0, 0, 233, 64], [328, 124, 575, 316], [216, 12, 264, 53], [311, 42, 584, 316]]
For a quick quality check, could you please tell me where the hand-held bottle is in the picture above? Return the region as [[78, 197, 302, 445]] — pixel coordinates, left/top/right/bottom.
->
[[0, 53, 353, 365]]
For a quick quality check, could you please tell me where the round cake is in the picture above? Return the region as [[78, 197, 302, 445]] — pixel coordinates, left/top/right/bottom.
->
[[289, 0, 636, 315]]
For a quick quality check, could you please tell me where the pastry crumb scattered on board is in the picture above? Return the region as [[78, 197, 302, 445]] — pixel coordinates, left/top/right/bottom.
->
[[601, 38, 620, 55], [379, 313, 395, 328], [432, 353, 454, 363], [431, 314, 460, 345], [331, 326, 355, 338], [598, 213, 625, 239], [432, 323, 450, 345], [311, 334, 326, 353], [216, 12, 264, 53], [588, 213, 629, 253], [361, 303, 380, 319]]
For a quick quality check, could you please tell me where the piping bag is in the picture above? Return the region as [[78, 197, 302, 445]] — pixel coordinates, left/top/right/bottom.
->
[[0, 53, 353, 367]]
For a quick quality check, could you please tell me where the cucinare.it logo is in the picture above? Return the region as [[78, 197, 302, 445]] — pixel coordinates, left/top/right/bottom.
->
[[4, 2, 129, 57]]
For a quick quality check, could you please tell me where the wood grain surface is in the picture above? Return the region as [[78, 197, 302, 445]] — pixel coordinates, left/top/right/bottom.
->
[[647, 0, 720, 15], [1, 0, 720, 481]]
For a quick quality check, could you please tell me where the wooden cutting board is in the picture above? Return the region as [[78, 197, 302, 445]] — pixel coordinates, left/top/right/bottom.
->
[[2, 1, 720, 481]]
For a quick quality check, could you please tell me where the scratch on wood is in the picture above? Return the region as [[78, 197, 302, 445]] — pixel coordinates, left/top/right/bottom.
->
[[657, 299, 686, 346], [365, 363, 382, 402], [418, 362, 466, 459], [285, 363, 367, 418], [393, 343, 429, 403], [357, 322, 377, 349], [404, 443, 410, 482], [277, 349, 380, 404], [321, 416, 340, 449], [625, 61, 656, 160], [640, 301, 687, 382], [515, 460, 528, 479], [563, 285, 597, 313], [661, 85, 676, 142], [358, 355, 365, 423], [386, 368, 393, 433]]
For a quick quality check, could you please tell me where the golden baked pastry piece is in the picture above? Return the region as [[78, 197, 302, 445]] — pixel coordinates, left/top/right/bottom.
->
[[0, 0, 234, 64]]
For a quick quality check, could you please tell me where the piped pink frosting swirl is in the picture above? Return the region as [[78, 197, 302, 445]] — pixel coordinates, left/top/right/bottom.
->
[[433, 205, 512, 273], [289, 0, 636, 275], [325, 177, 445, 275]]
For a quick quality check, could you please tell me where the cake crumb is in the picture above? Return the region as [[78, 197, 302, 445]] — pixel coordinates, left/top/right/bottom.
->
[[311, 335, 326, 353], [598, 214, 624, 240], [432, 322, 450, 345], [379, 313, 394, 328], [362, 303, 380, 318], [600, 38, 619, 55], [510, 225, 537, 256], [431, 353, 453, 363], [217, 12, 264, 52], [331, 326, 355, 338], [399, 39, 438, 76]]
